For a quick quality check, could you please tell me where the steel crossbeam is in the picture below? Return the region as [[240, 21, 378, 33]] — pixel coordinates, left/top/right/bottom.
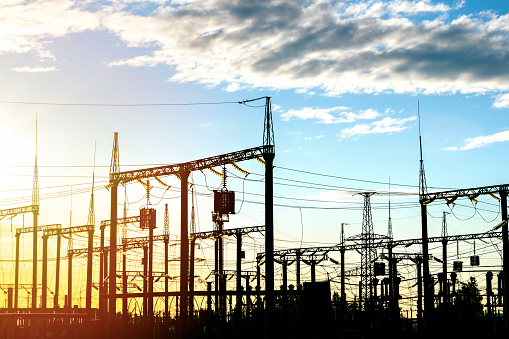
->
[[101, 216, 140, 227], [0, 205, 39, 217], [16, 224, 61, 236], [258, 230, 503, 259], [109, 145, 274, 184], [420, 184, 509, 203], [43, 224, 94, 237], [191, 225, 265, 240], [69, 234, 171, 256]]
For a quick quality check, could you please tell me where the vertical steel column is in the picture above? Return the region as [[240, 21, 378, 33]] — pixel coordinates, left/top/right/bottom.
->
[[388, 245, 393, 313], [55, 234, 61, 308], [189, 238, 195, 322], [32, 211, 38, 309], [148, 225, 154, 320], [296, 251, 301, 288], [86, 227, 94, 310], [122, 245, 127, 320], [165, 237, 169, 319], [179, 170, 190, 339], [207, 282, 212, 311], [15, 233, 19, 309], [420, 203, 431, 326], [263, 152, 275, 339], [340, 249, 345, 299], [143, 245, 148, 319], [442, 239, 448, 306], [500, 190, 508, 329], [218, 221, 225, 319], [236, 231, 242, 314], [256, 256, 261, 307], [282, 260, 287, 291], [487, 271, 493, 317], [310, 260, 316, 283], [109, 183, 118, 328], [215, 230, 219, 315], [42, 234, 48, 308], [417, 259, 422, 331], [68, 251, 73, 311], [99, 224, 105, 314]]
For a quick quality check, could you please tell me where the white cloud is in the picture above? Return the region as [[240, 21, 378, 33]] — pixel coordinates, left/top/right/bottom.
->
[[339, 116, 417, 139], [11, 66, 58, 72], [493, 93, 509, 109], [444, 130, 509, 150], [281, 106, 380, 124], [0, 0, 508, 96], [0, 0, 100, 56]]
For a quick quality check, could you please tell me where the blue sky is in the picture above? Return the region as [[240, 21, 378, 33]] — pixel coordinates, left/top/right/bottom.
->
[[0, 0, 508, 308]]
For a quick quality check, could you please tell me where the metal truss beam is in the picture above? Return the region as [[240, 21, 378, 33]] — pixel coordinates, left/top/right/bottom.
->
[[191, 225, 265, 240], [43, 224, 94, 237], [121, 234, 169, 245], [0, 205, 39, 217], [420, 184, 509, 203], [109, 145, 274, 184], [16, 224, 61, 236], [0, 284, 42, 290], [69, 235, 171, 256], [259, 230, 503, 259], [101, 216, 140, 227]]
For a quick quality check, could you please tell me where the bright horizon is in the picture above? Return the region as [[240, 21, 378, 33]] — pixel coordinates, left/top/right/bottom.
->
[[0, 0, 508, 313]]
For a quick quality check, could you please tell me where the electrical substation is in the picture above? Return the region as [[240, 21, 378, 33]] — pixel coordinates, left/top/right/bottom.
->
[[0, 96, 508, 338]]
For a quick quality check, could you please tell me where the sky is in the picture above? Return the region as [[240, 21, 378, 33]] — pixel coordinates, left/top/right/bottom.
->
[[0, 0, 508, 311]]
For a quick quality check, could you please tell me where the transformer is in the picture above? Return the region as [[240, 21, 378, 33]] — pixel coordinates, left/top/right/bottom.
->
[[213, 190, 235, 215], [374, 262, 385, 276], [453, 261, 463, 272], [470, 255, 480, 266], [140, 207, 156, 229]]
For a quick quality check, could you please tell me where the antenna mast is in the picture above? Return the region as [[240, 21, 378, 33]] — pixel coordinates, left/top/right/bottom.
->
[[418, 101, 428, 198], [87, 142, 96, 227], [263, 97, 275, 147], [387, 177, 393, 239]]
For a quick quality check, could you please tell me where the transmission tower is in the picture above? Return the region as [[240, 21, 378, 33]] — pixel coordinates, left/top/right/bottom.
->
[[359, 192, 376, 310]]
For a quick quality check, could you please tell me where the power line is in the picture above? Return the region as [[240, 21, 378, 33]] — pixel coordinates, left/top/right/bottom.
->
[[0, 100, 245, 107]]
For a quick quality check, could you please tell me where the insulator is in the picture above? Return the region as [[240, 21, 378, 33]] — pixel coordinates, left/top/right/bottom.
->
[[222, 165, 227, 189], [208, 167, 223, 177], [155, 176, 169, 187], [231, 162, 249, 175]]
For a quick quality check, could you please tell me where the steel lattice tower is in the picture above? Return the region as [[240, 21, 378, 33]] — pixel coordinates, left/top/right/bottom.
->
[[360, 192, 376, 310]]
